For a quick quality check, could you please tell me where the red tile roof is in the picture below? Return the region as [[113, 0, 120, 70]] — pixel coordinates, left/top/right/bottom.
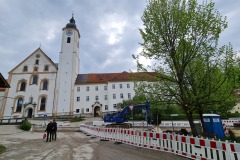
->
[[75, 71, 156, 84]]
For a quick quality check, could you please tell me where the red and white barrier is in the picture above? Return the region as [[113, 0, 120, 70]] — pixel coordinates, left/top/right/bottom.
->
[[80, 125, 240, 160]]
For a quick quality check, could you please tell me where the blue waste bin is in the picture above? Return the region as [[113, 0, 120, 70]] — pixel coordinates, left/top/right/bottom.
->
[[203, 114, 225, 139]]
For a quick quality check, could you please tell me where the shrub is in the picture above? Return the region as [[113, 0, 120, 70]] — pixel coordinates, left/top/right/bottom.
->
[[19, 121, 32, 131], [0, 144, 6, 154]]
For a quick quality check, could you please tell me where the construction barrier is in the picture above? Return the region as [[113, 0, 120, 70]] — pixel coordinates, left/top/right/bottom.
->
[[80, 125, 240, 160]]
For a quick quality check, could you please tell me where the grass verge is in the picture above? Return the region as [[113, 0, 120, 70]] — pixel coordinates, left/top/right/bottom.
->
[[0, 144, 6, 154]]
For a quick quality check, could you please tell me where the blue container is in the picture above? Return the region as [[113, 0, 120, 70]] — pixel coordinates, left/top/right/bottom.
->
[[203, 114, 225, 139]]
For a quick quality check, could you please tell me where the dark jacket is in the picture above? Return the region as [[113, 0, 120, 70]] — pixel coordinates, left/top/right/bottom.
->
[[53, 122, 57, 131], [45, 122, 53, 132]]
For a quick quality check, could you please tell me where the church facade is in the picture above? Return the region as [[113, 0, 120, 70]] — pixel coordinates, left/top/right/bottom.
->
[[0, 16, 143, 118]]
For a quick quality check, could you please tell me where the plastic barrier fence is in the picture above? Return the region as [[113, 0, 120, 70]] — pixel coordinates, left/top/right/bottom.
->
[[80, 125, 240, 160]]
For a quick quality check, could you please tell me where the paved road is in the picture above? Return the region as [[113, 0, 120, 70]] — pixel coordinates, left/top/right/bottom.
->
[[0, 123, 188, 160]]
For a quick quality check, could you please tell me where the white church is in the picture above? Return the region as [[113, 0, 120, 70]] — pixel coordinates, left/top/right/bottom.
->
[[0, 16, 149, 119]]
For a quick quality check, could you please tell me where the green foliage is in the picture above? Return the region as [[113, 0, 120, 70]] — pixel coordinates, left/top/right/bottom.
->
[[0, 144, 6, 154], [19, 121, 32, 131], [135, 0, 236, 136], [220, 113, 240, 119], [70, 117, 85, 122]]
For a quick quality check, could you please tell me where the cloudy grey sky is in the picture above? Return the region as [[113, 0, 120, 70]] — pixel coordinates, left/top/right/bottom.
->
[[0, 0, 239, 78]]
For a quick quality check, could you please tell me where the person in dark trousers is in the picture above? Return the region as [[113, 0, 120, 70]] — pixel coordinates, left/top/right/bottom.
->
[[45, 120, 53, 142], [52, 119, 57, 141]]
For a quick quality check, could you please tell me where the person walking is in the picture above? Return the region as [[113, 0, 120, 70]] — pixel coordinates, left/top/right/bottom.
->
[[52, 119, 57, 141], [45, 120, 53, 142]]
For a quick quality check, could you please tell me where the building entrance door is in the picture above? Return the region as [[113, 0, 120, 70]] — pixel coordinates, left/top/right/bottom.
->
[[94, 106, 100, 117], [27, 108, 33, 118]]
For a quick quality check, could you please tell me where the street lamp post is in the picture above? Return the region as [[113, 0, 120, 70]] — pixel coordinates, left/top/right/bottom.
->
[[32, 102, 37, 118], [11, 107, 14, 119], [23, 103, 27, 122]]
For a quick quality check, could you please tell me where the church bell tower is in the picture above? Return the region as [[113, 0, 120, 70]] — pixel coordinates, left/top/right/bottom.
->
[[54, 15, 80, 115]]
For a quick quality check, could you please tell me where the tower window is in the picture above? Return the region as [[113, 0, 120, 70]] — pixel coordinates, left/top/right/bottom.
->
[[67, 37, 71, 43]]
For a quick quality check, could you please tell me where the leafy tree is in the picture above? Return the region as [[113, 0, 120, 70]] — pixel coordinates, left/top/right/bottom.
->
[[135, 0, 235, 136]]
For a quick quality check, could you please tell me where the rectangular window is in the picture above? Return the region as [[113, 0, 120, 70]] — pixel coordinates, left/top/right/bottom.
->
[[86, 108, 89, 112], [120, 93, 123, 98], [128, 93, 132, 99], [77, 87, 80, 92], [119, 84, 123, 89], [95, 86, 98, 91], [86, 86, 89, 91], [77, 97, 80, 101], [76, 109, 80, 113], [104, 86, 107, 90], [105, 105, 108, 110], [113, 94, 116, 99], [128, 93, 131, 99], [113, 104, 117, 108], [112, 84, 115, 89], [104, 95, 107, 100], [35, 59, 39, 65], [95, 96, 98, 101], [134, 83, 137, 88], [23, 66, 28, 72], [127, 83, 130, 88], [44, 65, 49, 71], [86, 96, 89, 101]]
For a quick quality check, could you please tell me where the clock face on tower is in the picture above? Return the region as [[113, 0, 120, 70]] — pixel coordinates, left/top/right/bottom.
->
[[66, 30, 73, 36]]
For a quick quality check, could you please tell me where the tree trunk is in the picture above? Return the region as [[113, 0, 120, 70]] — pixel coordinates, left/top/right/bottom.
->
[[186, 111, 198, 136], [198, 109, 205, 134]]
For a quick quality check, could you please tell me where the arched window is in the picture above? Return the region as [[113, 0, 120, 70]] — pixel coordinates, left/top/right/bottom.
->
[[16, 98, 23, 112], [32, 76, 38, 84], [42, 81, 48, 90], [40, 97, 46, 111], [67, 37, 71, 43], [20, 82, 26, 91], [35, 59, 39, 65]]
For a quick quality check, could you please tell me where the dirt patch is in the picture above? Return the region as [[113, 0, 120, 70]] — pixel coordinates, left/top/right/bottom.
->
[[0, 126, 187, 160]]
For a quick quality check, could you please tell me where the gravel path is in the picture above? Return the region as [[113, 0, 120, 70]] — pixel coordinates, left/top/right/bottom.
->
[[0, 121, 188, 160]]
